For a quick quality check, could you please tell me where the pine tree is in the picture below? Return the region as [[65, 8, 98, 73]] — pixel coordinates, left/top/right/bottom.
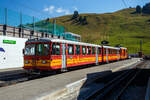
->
[[136, 5, 142, 13], [72, 11, 79, 19]]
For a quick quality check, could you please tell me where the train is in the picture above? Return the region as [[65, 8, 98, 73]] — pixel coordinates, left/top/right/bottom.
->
[[23, 38, 127, 73]]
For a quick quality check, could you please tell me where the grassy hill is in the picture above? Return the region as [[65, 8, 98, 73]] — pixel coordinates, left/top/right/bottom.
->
[[49, 8, 150, 54]]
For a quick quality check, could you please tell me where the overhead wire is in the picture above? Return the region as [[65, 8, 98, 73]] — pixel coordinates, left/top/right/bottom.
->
[[122, 0, 128, 8]]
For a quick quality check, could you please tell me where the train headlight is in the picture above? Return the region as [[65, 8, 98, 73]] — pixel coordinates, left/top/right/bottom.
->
[[41, 61, 47, 64], [25, 61, 29, 64]]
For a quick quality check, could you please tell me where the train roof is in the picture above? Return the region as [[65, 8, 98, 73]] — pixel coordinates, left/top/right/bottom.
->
[[26, 38, 101, 47], [26, 38, 127, 50], [65, 32, 81, 37], [103, 46, 120, 50], [120, 47, 127, 49], [52, 39, 101, 47]]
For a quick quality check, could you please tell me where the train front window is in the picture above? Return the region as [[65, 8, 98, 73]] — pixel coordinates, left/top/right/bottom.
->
[[25, 44, 35, 56], [36, 44, 49, 56]]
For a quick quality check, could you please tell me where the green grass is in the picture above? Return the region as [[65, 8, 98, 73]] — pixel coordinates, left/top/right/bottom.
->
[[49, 8, 150, 54]]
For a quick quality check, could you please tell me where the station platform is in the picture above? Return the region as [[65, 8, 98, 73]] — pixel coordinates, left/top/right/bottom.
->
[[0, 67, 23, 73], [0, 58, 141, 100]]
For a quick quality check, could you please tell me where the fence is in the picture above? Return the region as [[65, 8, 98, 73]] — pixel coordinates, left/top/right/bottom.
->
[[0, 8, 65, 37]]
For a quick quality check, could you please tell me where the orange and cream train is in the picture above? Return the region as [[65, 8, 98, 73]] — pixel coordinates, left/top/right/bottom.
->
[[23, 38, 127, 72]]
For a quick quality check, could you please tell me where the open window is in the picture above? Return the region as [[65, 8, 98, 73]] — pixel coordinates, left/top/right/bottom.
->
[[82, 46, 86, 55], [68, 44, 74, 55]]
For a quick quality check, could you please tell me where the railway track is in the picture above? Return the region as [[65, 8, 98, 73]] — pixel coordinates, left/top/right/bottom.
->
[[84, 61, 147, 100], [0, 71, 57, 87]]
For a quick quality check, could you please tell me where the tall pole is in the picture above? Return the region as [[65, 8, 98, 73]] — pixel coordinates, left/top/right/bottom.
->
[[20, 12, 22, 27], [140, 40, 142, 52], [5, 8, 7, 25], [53, 19, 56, 35], [3, 8, 7, 36], [33, 16, 35, 32]]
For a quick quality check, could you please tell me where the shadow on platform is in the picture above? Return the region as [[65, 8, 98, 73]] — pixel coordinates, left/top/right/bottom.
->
[[77, 68, 150, 100]]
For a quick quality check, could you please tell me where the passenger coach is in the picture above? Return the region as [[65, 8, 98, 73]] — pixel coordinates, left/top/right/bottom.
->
[[23, 38, 127, 72]]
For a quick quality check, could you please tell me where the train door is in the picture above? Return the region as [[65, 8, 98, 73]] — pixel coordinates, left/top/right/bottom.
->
[[61, 43, 66, 70], [36, 43, 50, 69], [50, 42, 62, 70], [117, 50, 120, 61], [120, 48, 122, 60], [106, 48, 109, 63], [24, 43, 36, 69], [95, 47, 98, 65]]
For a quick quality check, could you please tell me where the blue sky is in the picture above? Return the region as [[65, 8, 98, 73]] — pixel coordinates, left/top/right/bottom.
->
[[0, 0, 149, 19]]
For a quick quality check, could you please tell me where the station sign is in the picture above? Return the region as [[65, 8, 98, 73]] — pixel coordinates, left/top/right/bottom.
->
[[3, 40, 16, 44]]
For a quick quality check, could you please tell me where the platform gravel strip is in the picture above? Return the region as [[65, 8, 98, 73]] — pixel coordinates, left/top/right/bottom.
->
[[0, 58, 141, 100]]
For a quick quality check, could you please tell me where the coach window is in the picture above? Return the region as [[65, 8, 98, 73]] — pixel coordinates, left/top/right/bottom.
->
[[104, 49, 107, 54], [68, 44, 74, 55], [98, 48, 101, 55], [92, 47, 95, 55], [108, 49, 110, 54], [36, 44, 49, 56], [87, 46, 91, 55], [51, 43, 56, 55], [82, 46, 86, 55], [55, 43, 60, 55], [75, 45, 80, 55], [51, 43, 60, 55]]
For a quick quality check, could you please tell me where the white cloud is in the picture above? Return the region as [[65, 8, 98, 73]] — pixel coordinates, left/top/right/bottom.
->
[[44, 6, 70, 15], [73, 7, 78, 11], [43, 5, 55, 13], [64, 9, 70, 15], [56, 8, 64, 13], [56, 7, 70, 15]]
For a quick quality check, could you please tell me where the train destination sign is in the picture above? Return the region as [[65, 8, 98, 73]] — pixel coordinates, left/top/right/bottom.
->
[[3, 40, 16, 44]]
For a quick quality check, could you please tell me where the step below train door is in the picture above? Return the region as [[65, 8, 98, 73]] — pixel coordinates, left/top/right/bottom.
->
[[61, 43, 66, 71]]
